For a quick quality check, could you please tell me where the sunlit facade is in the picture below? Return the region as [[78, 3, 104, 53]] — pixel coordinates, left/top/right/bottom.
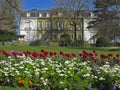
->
[[20, 9, 96, 43]]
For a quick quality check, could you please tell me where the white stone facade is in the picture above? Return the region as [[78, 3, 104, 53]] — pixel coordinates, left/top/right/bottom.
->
[[84, 19, 96, 44], [20, 17, 38, 41], [20, 9, 97, 43]]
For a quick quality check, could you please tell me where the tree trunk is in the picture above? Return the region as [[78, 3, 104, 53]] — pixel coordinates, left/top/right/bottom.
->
[[74, 25, 77, 41]]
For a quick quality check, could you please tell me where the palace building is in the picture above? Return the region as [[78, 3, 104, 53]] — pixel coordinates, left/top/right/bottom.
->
[[20, 9, 96, 43]]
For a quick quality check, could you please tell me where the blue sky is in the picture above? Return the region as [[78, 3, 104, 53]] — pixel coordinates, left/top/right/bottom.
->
[[22, 0, 55, 10], [22, 0, 94, 10]]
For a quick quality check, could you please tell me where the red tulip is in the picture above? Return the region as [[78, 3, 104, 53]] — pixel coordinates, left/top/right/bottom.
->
[[79, 53, 83, 57], [49, 52, 54, 57], [71, 53, 76, 57], [116, 54, 119, 57], [60, 51, 64, 56], [101, 61, 105, 65], [32, 52, 38, 58], [65, 53, 71, 58]]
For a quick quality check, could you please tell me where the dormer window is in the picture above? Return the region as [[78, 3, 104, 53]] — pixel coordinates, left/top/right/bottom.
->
[[30, 12, 39, 17], [42, 13, 46, 17]]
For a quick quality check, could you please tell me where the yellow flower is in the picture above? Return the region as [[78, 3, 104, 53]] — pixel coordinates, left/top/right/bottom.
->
[[28, 80, 33, 85], [18, 77, 24, 84]]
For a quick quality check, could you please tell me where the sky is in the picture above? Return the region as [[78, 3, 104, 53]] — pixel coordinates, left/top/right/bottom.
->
[[22, 0, 95, 11], [22, 0, 55, 10]]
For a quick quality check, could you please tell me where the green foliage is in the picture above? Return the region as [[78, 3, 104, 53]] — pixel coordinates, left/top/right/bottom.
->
[[72, 40, 85, 48], [0, 30, 17, 43], [96, 36, 110, 47], [29, 39, 41, 46], [59, 34, 72, 47]]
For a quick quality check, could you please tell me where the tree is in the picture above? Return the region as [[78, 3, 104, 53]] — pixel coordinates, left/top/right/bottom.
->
[[89, 0, 120, 41], [53, 0, 89, 41], [0, 30, 17, 44], [0, 0, 21, 31]]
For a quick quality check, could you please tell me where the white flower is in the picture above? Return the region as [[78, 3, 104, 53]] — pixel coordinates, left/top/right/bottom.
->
[[40, 77, 44, 80], [35, 68, 40, 72], [94, 76, 98, 79], [60, 81, 64, 84], [67, 71, 70, 74], [43, 82, 47, 85], [8, 56, 12, 58], [65, 61, 70, 65], [87, 67, 92, 71], [83, 73, 90, 77], [4, 72, 8, 76], [11, 67, 15, 70], [64, 88, 67, 90], [14, 64, 19, 66], [35, 72, 39, 75], [42, 68, 48, 71], [25, 70, 30, 73], [4, 68, 9, 70], [19, 66, 24, 69], [56, 70, 61, 73], [99, 77, 105, 80], [15, 71, 20, 75], [59, 73, 65, 76], [41, 61, 45, 65]]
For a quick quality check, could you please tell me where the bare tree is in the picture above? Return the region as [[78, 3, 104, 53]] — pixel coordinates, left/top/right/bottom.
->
[[0, 0, 21, 31], [53, 0, 89, 41]]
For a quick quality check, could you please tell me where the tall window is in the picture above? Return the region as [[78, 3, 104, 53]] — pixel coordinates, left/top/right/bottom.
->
[[46, 22, 50, 30], [38, 22, 42, 30], [24, 20, 31, 30], [77, 25, 81, 30], [57, 22, 64, 30], [70, 25, 73, 30]]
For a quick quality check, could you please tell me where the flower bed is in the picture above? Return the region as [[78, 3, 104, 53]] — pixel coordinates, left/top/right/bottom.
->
[[0, 49, 120, 90]]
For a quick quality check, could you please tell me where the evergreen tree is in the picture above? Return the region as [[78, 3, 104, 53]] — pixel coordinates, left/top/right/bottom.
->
[[89, 0, 120, 40]]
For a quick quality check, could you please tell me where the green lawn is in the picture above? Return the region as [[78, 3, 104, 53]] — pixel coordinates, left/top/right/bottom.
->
[[0, 86, 23, 90], [0, 45, 120, 55]]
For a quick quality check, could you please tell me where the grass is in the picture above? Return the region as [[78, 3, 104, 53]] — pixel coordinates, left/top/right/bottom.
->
[[0, 45, 120, 55], [0, 86, 23, 90]]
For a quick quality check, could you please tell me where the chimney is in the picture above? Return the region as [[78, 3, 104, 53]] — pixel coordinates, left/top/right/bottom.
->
[[39, 13, 42, 17], [27, 13, 30, 17], [46, 13, 50, 17]]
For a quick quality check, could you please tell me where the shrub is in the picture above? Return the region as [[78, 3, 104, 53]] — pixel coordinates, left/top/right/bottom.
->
[[72, 40, 85, 48], [96, 36, 110, 47], [29, 40, 41, 46], [0, 30, 17, 43], [59, 34, 72, 47]]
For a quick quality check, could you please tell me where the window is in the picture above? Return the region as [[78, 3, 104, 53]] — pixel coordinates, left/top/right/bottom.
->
[[30, 13, 39, 17], [24, 20, 31, 30], [46, 22, 50, 30], [42, 13, 46, 17], [38, 22, 42, 30], [77, 25, 81, 30], [70, 22, 73, 30], [57, 22, 64, 30], [70, 25, 73, 30]]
